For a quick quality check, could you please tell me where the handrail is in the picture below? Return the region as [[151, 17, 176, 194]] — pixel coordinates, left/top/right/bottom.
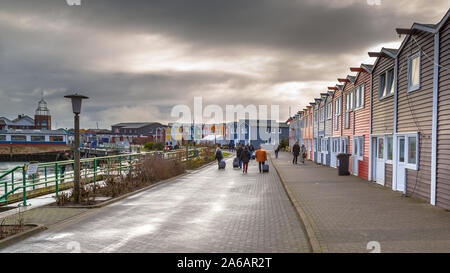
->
[[0, 147, 210, 206]]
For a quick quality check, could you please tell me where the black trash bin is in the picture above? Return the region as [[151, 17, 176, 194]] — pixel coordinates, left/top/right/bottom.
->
[[336, 153, 351, 176]]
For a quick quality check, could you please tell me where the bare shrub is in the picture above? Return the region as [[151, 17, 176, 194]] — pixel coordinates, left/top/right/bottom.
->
[[0, 206, 25, 240]]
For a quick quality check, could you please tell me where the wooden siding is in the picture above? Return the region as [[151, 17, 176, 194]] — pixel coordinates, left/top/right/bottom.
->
[[342, 82, 354, 172], [397, 31, 435, 203], [437, 19, 450, 210], [354, 71, 371, 180], [385, 163, 393, 189], [371, 57, 395, 134]]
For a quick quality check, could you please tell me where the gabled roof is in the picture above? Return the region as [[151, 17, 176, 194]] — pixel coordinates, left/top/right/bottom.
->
[[395, 9, 450, 56], [353, 63, 374, 83], [369, 47, 398, 73], [396, 9, 450, 35]]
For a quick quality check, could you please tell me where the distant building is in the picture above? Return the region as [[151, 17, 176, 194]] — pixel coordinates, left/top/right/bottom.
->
[[34, 98, 51, 130], [111, 122, 167, 143], [0, 97, 52, 131]]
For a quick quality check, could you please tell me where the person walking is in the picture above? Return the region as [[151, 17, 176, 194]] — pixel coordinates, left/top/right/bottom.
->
[[249, 144, 255, 159], [292, 141, 300, 164], [236, 144, 243, 169], [57, 151, 71, 182], [300, 144, 307, 164], [255, 145, 267, 173], [239, 146, 251, 174], [214, 147, 224, 169], [275, 144, 280, 159]]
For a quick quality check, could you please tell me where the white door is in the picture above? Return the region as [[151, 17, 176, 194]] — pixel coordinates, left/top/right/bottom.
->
[[371, 137, 377, 181], [331, 138, 338, 168], [396, 136, 406, 192], [318, 137, 322, 164], [352, 136, 359, 176], [375, 136, 385, 185]]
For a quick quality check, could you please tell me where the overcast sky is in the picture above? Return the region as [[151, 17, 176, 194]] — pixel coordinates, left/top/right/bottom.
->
[[0, 0, 448, 129]]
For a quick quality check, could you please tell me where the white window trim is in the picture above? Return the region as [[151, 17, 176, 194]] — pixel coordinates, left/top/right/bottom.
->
[[353, 135, 364, 160], [397, 132, 419, 170], [378, 68, 395, 100], [327, 103, 332, 120], [407, 51, 421, 92], [386, 135, 394, 164], [354, 84, 365, 111]]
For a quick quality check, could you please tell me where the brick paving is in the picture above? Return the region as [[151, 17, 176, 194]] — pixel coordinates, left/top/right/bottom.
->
[[0, 156, 310, 253], [271, 151, 450, 253]]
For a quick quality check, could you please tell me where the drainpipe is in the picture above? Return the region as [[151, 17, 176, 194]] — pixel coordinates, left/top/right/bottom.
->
[[369, 70, 373, 181], [430, 32, 439, 206], [393, 55, 399, 192]]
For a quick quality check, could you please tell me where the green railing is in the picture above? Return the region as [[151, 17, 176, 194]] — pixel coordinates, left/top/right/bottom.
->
[[0, 147, 206, 207]]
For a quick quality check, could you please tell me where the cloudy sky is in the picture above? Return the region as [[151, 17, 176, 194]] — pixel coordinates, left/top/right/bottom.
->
[[0, 0, 448, 129]]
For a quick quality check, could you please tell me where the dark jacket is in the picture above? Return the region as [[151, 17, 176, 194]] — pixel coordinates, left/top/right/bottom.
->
[[215, 150, 223, 161], [237, 146, 243, 157], [292, 144, 300, 156], [240, 149, 251, 163], [275, 145, 280, 152]]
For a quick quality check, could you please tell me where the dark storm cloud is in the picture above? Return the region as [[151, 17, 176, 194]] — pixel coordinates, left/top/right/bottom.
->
[[0, 0, 448, 128]]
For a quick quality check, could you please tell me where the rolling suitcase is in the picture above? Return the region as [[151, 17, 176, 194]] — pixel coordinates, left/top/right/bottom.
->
[[233, 157, 240, 168], [262, 164, 269, 173], [219, 159, 226, 169]]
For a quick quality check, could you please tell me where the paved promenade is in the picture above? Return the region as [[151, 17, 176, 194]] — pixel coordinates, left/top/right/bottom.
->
[[1, 156, 310, 253], [271, 152, 450, 253]]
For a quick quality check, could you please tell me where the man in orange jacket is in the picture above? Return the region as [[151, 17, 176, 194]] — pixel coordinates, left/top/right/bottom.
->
[[255, 145, 267, 173]]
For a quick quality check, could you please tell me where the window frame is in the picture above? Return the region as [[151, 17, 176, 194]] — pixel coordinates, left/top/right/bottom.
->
[[397, 132, 419, 170], [386, 136, 393, 164], [378, 68, 395, 100], [407, 51, 421, 92], [354, 84, 365, 110], [327, 103, 332, 120]]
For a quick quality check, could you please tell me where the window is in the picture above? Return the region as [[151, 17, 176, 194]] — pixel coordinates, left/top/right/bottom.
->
[[408, 136, 417, 165], [408, 52, 421, 92], [0, 135, 5, 141], [334, 97, 341, 131], [398, 134, 418, 169], [399, 137, 405, 163], [378, 138, 384, 159], [31, 136, 45, 142], [358, 137, 364, 157], [49, 136, 64, 142], [379, 69, 394, 99], [387, 136, 393, 161], [327, 103, 332, 119], [354, 84, 364, 109], [320, 107, 325, 122], [11, 135, 26, 141], [334, 97, 341, 116]]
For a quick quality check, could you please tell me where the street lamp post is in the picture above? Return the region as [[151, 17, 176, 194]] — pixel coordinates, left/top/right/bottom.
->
[[64, 93, 89, 203]]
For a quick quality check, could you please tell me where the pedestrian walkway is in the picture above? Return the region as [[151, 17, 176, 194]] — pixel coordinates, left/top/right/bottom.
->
[[1, 156, 310, 253], [271, 152, 450, 253]]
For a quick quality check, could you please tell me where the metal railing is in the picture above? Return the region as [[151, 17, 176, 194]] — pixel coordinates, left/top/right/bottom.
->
[[0, 147, 208, 206]]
